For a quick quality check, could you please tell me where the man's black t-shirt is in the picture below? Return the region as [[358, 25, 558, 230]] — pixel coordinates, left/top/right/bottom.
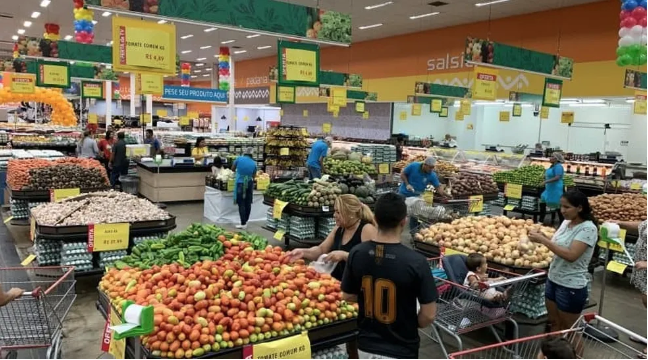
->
[[341, 241, 438, 358], [112, 139, 127, 168]]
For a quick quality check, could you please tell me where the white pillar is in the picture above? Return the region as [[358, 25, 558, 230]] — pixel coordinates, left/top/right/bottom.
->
[[211, 63, 218, 134], [129, 73, 136, 117], [228, 57, 235, 131], [105, 80, 112, 128]]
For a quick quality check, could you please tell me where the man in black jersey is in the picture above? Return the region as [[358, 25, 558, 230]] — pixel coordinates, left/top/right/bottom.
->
[[341, 193, 438, 359]]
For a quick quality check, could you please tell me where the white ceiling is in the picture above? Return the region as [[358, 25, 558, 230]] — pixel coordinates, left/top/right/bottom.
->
[[0, 0, 603, 68]]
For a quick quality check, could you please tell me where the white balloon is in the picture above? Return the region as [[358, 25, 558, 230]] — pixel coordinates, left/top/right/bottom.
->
[[631, 25, 644, 37], [642, 35, 648, 45], [620, 27, 631, 37], [643, 27, 647, 36], [620, 35, 634, 46]]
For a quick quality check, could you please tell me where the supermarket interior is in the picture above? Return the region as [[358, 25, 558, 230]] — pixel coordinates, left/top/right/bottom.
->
[[0, 0, 647, 358]]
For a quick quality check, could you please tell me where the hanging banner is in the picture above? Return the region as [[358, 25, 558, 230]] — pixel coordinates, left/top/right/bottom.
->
[[82, 81, 104, 99], [439, 107, 449, 118], [460, 100, 472, 115], [624, 69, 647, 90], [411, 104, 422, 116], [276, 85, 296, 103], [472, 66, 498, 101], [634, 91, 647, 115], [465, 37, 574, 79], [540, 106, 550, 119], [162, 86, 228, 103], [139, 73, 164, 95], [37, 61, 70, 88], [112, 17, 177, 75], [414, 82, 470, 98], [561, 111, 574, 124], [512, 103, 522, 117], [499, 111, 510, 122], [430, 98, 443, 113], [10, 73, 36, 94], [542, 78, 563, 108], [319, 71, 363, 88], [278, 40, 320, 86]]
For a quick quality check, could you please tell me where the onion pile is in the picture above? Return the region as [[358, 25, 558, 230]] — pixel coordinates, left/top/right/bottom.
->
[[415, 216, 556, 268]]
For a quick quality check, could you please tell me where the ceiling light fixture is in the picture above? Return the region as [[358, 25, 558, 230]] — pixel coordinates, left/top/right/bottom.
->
[[246, 34, 260, 38], [64, 35, 73, 40], [475, 0, 510, 7], [559, 99, 580, 104], [195, 63, 204, 67], [196, 57, 206, 61], [40, 0, 51, 7], [202, 74, 210, 77], [234, 50, 247, 54], [364, 1, 393, 10], [106, 41, 113, 46], [23, 21, 32, 27], [191, 75, 197, 78], [205, 68, 212, 71], [204, 27, 217, 32], [11, 35, 18, 41], [181, 50, 192, 54], [582, 99, 606, 104], [257, 45, 272, 50], [17, 29, 25, 35], [200, 45, 212, 50], [221, 40, 235, 44], [31, 11, 41, 18], [195, 70, 202, 73], [92, 20, 98, 25], [180, 34, 193, 39], [569, 103, 606, 107], [102, 11, 111, 17], [409, 12, 439, 19], [157, 20, 167, 24], [358, 23, 383, 30]]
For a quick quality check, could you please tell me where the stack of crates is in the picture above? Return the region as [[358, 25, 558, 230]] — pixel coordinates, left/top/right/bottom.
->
[[350, 144, 397, 164]]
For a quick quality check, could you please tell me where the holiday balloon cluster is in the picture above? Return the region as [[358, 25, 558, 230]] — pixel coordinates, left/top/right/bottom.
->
[[43, 23, 60, 41], [181, 63, 191, 87], [73, 0, 95, 44], [218, 47, 230, 91], [617, 0, 647, 66]]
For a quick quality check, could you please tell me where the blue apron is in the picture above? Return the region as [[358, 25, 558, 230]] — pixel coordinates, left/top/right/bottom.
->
[[541, 164, 564, 209]]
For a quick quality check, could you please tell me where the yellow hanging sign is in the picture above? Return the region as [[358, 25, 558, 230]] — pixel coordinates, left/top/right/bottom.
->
[[10, 73, 36, 94], [283, 48, 317, 83], [273, 199, 289, 219], [634, 91, 647, 115], [411, 104, 422, 116], [505, 183, 523, 199], [179, 116, 190, 126], [277, 85, 296, 103], [88, 223, 130, 252], [112, 17, 177, 75], [362, 111, 369, 119], [140, 113, 152, 124], [540, 106, 550, 119], [332, 109, 339, 118], [279, 148, 290, 156], [39, 64, 69, 87], [378, 163, 390, 174], [512, 103, 522, 117], [399, 111, 407, 121], [156, 109, 168, 117], [430, 98, 443, 113], [561, 111, 574, 124], [139, 73, 164, 95], [439, 107, 449, 118], [322, 122, 332, 133], [355, 101, 365, 113], [256, 178, 270, 191], [331, 87, 347, 107], [472, 67, 498, 101], [499, 111, 510, 122], [327, 97, 339, 113], [88, 113, 98, 124], [455, 111, 464, 121], [460, 100, 472, 115]]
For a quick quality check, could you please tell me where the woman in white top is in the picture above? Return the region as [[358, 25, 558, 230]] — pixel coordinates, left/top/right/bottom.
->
[[77, 130, 99, 158]]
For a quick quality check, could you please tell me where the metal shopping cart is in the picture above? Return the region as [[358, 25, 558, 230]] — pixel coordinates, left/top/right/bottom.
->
[[0, 267, 76, 359], [448, 313, 647, 359], [424, 257, 545, 358]]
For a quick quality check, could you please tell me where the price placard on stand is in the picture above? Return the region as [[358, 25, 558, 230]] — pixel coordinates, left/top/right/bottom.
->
[[273, 230, 286, 241], [50, 188, 81, 202], [542, 78, 563, 108], [273, 199, 289, 219], [279, 148, 290, 156], [512, 103, 522, 117], [469, 195, 484, 213], [256, 178, 270, 190], [88, 223, 130, 252], [242, 332, 310, 359], [423, 191, 434, 204], [430, 98, 443, 113], [503, 204, 516, 211], [540, 106, 550, 119], [378, 163, 390, 174], [504, 183, 522, 199], [606, 260, 627, 274]]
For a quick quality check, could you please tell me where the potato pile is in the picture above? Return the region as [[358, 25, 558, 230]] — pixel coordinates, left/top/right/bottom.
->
[[415, 216, 556, 268], [450, 172, 498, 197], [590, 193, 647, 223]]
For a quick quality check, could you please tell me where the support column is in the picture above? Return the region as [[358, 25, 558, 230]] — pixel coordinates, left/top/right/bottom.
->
[[211, 63, 218, 134], [228, 57, 235, 131], [105, 80, 112, 128], [146, 94, 153, 128], [129, 73, 136, 117]]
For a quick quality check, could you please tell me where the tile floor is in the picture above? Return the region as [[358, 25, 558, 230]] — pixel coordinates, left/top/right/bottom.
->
[[2, 201, 646, 359]]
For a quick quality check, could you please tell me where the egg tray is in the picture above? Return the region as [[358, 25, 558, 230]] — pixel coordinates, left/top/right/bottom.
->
[[263, 196, 335, 217], [9, 187, 110, 200], [34, 215, 177, 237]]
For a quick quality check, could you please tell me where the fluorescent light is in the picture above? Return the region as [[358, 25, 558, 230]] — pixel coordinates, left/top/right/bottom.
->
[[202, 74, 210, 77], [221, 40, 235, 44], [11, 35, 18, 41], [196, 57, 206, 61], [475, 0, 510, 6], [191, 75, 197, 78], [626, 99, 635, 103], [194, 70, 202, 73], [365, 1, 393, 10], [102, 11, 111, 17], [246, 34, 260, 38], [17, 29, 25, 35], [40, 0, 50, 7], [409, 12, 439, 19], [92, 20, 98, 25], [106, 41, 113, 46], [560, 99, 580, 104], [204, 27, 217, 32], [358, 23, 383, 30], [582, 99, 605, 104], [257, 45, 272, 50], [205, 68, 212, 71], [31, 12, 40, 18], [200, 45, 212, 49], [569, 103, 606, 107], [195, 63, 204, 67], [181, 50, 192, 54], [180, 34, 193, 39], [23, 21, 32, 27], [64, 35, 73, 40], [234, 50, 247, 54], [157, 20, 167, 24], [70, 61, 75, 64]]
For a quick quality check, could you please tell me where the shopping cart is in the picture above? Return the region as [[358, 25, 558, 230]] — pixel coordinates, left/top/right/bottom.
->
[[448, 313, 647, 359], [424, 257, 545, 358], [0, 267, 76, 359]]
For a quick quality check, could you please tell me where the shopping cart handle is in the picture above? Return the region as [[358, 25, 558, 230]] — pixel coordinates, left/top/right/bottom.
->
[[479, 271, 546, 289]]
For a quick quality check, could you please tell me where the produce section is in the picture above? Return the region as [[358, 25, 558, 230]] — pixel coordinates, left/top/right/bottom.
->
[[589, 193, 647, 223], [8, 157, 109, 191]]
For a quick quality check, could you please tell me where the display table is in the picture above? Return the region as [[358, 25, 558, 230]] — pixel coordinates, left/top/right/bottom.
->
[[136, 160, 211, 202], [204, 186, 269, 224]]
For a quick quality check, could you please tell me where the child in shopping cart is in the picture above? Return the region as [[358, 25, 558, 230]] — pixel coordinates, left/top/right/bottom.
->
[[464, 253, 510, 302]]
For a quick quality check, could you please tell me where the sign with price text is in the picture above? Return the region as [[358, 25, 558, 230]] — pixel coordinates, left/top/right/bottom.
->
[[37, 61, 70, 88], [472, 67, 498, 101], [10, 73, 36, 94], [112, 17, 177, 75], [277, 40, 320, 86], [88, 223, 130, 252]]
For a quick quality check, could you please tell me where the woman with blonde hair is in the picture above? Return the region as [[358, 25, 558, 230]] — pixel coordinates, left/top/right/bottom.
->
[[287, 194, 377, 281]]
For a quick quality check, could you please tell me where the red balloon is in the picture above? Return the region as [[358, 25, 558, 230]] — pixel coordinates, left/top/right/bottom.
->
[[632, 6, 647, 20], [622, 17, 638, 28], [640, 17, 647, 27], [621, 10, 631, 20]]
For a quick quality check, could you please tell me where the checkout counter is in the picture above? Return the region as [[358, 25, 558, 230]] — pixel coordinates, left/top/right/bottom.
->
[[136, 157, 212, 202]]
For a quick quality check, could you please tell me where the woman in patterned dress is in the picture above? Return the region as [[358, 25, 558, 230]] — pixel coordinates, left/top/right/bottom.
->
[[610, 219, 647, 354]]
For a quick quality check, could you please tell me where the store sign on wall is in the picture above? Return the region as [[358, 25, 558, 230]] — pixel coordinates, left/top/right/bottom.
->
[[112, 17, 177, 75], [162, 86, 228, 103]]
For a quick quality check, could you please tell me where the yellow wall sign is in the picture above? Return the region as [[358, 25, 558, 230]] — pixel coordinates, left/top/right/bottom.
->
[[472, 67, 498, 101], [50, 188, 80, 202], [512, 103, 522, 117], [362, 111, 369, 119], [322, 122, 332, 133], [140, 113, 152, 124], [179, 116, 190, 126], [455, 111, 464, 121], [378, 163, 390, 174], [505, 183, 523, 199], [460, 100, 472, 115], [540, 106, 550, 119], [187, 111, 199, 119], [430, 98, 443, 113], [469, 195, 484, 213], [303, 110, 309, 117], [411, 104, 422, 116], [156, 109, 167, 117], [277, 85, 296, 103], [561, 111, 574, 124], [355, 101, 365, 113], [10, 73, 36, 94], [399, 110, 407, 121], [283, 48, 317, 83], [139, 73, 164, 95], [331, 87, 347, 107], [39, 63, 69, 87], [88, 223, 130, 252], [499, 111, 510, 122], [112, 17, 177, 75], [273, 199, 289, 219], [244, 331, 310, 359], [634, 91, 647, 115], [88, 113, 98, 124]]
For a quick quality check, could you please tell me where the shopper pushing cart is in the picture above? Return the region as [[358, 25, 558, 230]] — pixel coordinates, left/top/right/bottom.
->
[[0, 267, 76, 359]]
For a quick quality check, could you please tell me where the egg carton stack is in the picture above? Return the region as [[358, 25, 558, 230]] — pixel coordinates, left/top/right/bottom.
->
[[0, 132, 9, 144], [312, 346, 348, 359], [350, 144, 397, 164], [476, 202, 493, 216], [505, 198, 521, 208], [277, 213, 291, 232], [520, 196, 540, 212], [34, 239, 62, 265], [10, 199, 29, 219], [61, 242, 94, 272], [133, 233, 167, 246], [510, 284, 547, 319], [491, 192, 506, 206], [265, 208, 278, 229], [288, 216, 316, 240], [612, 243, 636, 267], [98, 250, 128, 268], [318, 218, 337, 239], [28, 201, 48, 211]]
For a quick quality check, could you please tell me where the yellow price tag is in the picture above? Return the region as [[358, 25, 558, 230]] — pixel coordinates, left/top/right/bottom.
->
[[431, 99, 443, 113], [503, 204, 516, 211], [444, 247, 468, 256], [273, 230, 286, 241], [227, 179, 235, 192], [88, 223, 130, 252], [140, 73, 164, 95], [140, 113, 152, 124], [634, 91, 647, 115], [499, 111, 510, 122], [333, 110, 339, 118], [109, 309, 127, 359], [399, 110, 407, 121], [256, 178, 270, 191], [88, 113, 98, 124], [280, 109, 284, 117], [301, 128, 308, 136], [411, 104, 422, 116], [505, 183, 523, 199], [21, 254, 36, 266], [423, 191, 434, 204], [543, 81, 562, 107], [378, 163, 390, 174], [50, 188, 81, 202], [188, 111, 199, 119], [606, 261, 627, 275], [355, 101, 365, 113], [362, 111, 369, 119], [332, 87, 347, 107], [472, 67, 498, 101], [3, 216, 13, 224], [512, 103, 522, 117], [630, 182, 641, 190], [179, 116, 190, 126], [561, 111, 574, 124], [280, 148, 290, 156], [322, 122, 332, 133], [273, 199, 289, 219], [131, 147, 148, 157], [277, 85, 296, 103], [460, 100, 471, 115], [469, 195, 484, 213], [247, 332, 310, 359], [540, 106, 550, 119], [303, 110, 309, 117], [455, 111, 464, 121], [156, 109, 168, 117], [39, 63, 69, 87]]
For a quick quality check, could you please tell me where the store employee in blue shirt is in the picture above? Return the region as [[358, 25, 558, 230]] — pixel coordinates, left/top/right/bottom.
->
[[399, 156, 448, 233], [306, 136, 332, 180], [232, 148, 257, 230]]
